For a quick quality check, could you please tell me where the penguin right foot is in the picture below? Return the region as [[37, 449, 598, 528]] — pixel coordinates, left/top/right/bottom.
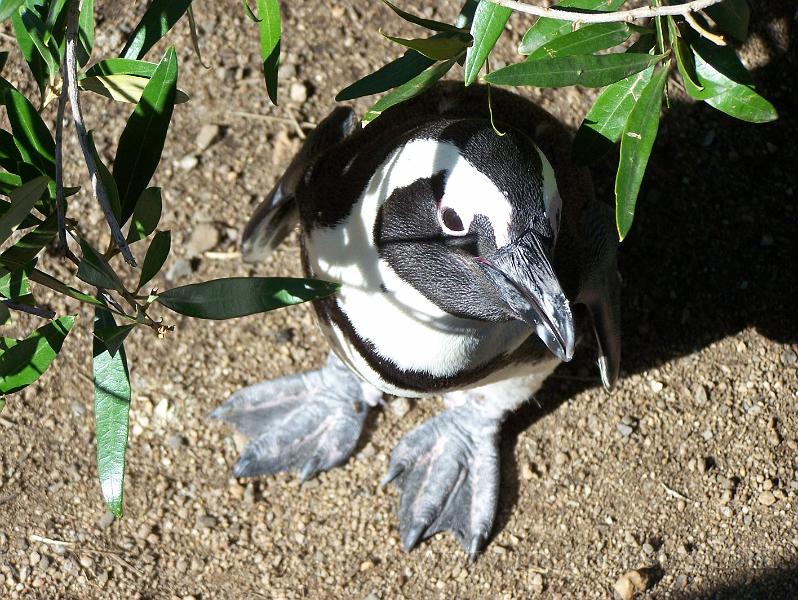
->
[[382, 404, 501, 560], [211, 353, 376, 481]]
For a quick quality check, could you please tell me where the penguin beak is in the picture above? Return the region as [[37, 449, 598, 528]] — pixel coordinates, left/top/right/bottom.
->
[[478, 233, 575, 362]]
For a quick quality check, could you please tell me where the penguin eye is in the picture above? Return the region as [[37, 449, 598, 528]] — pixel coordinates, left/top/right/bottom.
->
[[441, 207, 465, 233]]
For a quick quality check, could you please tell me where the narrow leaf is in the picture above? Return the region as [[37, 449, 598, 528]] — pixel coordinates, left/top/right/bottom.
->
[[0, 212, 56, 270], [667, 17, 703, 99], [0, 128, 24, 173], [156, 277, 340, 319], [121, 0, 192, 60], [28, 268, 105, 307], [19, 8, 58, 83], [79, 74, 189, 104], [0, 175, 48, 245], [0, 260, 34, 299], [76, 0, 94, 66], [86, 131, 121, 222], [615, 64, 669, 240], [705, 0, 749, 42], [464, 1, 511, 86], [518, 0, 625, 55], [93, 305, 131, 518], [0, 301, 9, 324], [527, 23, 631, 60], [11, 9, 48, 99], [126, 187, 162, 243], [84, 58, 157, 78], [94, 323, 135, 357], [77, 237, 121, 290], [4, 88, 55, 177], [0, 173, 22, 197], [138, 229, 170, 289], [242, 0, 261, 22], [484, 52, 664, 88], [364, 59, 456, 123], [0, 315, 75, 395], [705, 86, 778, 124], [381, 0, 460, 33], [186, 6, 208, 69], [572, 66, 654, 165], [0, 1, 25, 22], [255, 0, 280, 104], [382, 30, 471, 61], [113, 47, 178, 224], [336, 50, 434, 101]]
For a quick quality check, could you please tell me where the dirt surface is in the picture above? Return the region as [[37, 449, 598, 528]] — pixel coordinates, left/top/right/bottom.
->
[[1, 1, 796, 598]]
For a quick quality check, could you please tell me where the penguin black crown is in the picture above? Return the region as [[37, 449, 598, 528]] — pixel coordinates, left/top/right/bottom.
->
[[212, 82, 621, 560]]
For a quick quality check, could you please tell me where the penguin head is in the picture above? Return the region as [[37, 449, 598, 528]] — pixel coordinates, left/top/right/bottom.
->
[[375, 120, 574, 361]]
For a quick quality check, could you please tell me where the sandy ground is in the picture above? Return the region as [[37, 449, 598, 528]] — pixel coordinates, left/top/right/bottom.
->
[[1, 1, 796, 598]]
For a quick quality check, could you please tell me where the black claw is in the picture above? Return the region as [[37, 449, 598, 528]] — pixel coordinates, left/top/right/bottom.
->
[[402, 523, 426, 552], [381, 462, 404, 488]]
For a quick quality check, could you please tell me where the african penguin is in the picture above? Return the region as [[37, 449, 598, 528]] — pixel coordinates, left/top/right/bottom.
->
[[212, 82, 621, 560]]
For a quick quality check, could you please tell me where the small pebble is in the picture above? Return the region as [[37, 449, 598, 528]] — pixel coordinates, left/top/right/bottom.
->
[[390, 397, 410, 418], [197, 515, 217, 529], [674, 574, 688, 590], [692, 384, 708, 404], [195, 124, 221, 152], [780, 350, 797, 366], [187, 223, 220, 256], [641, 542, 654, 556], [554, 451, 569, 466], [617, 423, 634, 437], [176, 154, 199, 171], [758, 490, 777, 506], [166, 258, 193, 281], [614, 569, 653, 600], [289, 82, 308, 103], [650, 380, 664, 393], [359, 560, 374, 572], [166, 434, 187, 449]]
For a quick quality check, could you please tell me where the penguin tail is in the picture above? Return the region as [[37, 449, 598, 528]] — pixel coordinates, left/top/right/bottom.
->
[[241, 106, 359, 263]]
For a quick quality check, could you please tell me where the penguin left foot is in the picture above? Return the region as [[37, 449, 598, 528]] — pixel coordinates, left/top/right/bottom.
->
[[212, 353, 377, 481], [382, 405, 501, 560]]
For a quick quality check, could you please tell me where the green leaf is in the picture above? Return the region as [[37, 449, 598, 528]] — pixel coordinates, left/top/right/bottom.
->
[[518, 0, 625, 55], [484, 52, 664, 88], [364, 59, 457, 123], [86, 131, 121, 222], [18, 7, 58, 84], [0, 1, 25, 22], [527, 23, 631, 60], [126, 187, 162, 243], [0, 128, 24, 172], [76, 0, 94, 65], [94, 322, 135, 357], [0, 175, 48, 245], [93, 305, 131, 518], [186, 6, 208, 69], [0, 260, 34, 299], [0, 172, 22, 197], [84, 58, 157, 78], [464, 0, 511, 86], [121, 0, 192, 60], [10, 8, 48, 99], [572, 66, 654, 165], [615, 64, 669, 240], [77, 237, 121, 291], [4, 88, 55, 177], [255, 0, 280, 104], [28, 268, 105, 307], [156, 276, 340, 319], [242, 0, 260, 22], [336, 50, 434, 101], [79, 74, 189, 105], [138, 229, 170, 289], [705, 85, 778, 124], [0, 212, 56, 270], [667, 17, 703, 99], [113, 47, 178, 224], [382, 30, 471, 61], [705, 0, 749, 42], [381, 0, 461, 33], [0, 315, 75, 395]]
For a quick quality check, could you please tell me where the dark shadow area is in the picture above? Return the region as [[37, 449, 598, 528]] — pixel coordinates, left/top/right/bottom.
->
[[494, 0, 796, 586], [677, 563, 798, 600]]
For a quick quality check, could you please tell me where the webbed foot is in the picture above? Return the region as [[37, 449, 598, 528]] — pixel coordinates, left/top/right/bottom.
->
[[382, 402, 501, 560], [212, 353, 377, 481]]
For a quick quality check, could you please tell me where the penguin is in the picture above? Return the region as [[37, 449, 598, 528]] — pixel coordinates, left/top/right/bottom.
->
[[212, 82, 621, 560]]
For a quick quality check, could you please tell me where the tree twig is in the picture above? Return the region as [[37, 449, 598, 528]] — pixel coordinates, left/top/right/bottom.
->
[[684, 11, 726, 45], [486, 0, 725, 23], [64, 0, 136, 267], [54, 77, 69, 253], [1, 300, 57, 320]]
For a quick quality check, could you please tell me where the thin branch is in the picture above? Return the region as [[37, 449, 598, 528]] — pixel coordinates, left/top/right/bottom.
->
[[684, 11, 726, 45], [54, 77, 68, 253], [64, 0, 136, 267], [1, 300, 57, 319], [486, 0, 725, 23]]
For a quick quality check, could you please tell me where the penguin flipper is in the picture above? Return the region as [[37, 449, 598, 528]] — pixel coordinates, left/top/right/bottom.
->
[[211, 353, 377, 480], [577, 200, 621, 391], [382, 400, 500, 561], [241, 107, 360, 263]]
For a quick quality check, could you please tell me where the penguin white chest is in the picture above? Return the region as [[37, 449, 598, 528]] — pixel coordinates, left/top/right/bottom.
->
[[305, 139, 532, 391]]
